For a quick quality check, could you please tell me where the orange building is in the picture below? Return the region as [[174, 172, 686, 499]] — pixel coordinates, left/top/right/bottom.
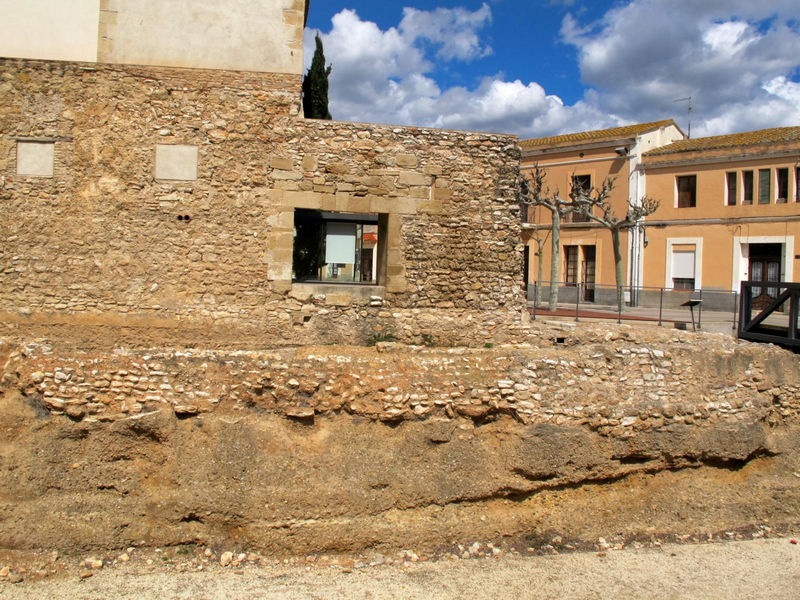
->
[[641, 127, 800, 310], [522, 123, 800, 311], [520, 120, 684, 305]]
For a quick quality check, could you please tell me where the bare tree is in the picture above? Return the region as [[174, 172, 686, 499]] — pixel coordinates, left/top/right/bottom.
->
[[519, 166, 579, 311], [570, 177, 660, 312], [528, 226, 550, 306]]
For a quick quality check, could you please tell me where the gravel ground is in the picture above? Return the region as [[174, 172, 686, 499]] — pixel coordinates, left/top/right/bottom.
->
[[3, 537, 799, 600]]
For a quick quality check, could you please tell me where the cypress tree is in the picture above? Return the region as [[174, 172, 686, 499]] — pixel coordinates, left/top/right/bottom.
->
[[302, 34, 332, 120]]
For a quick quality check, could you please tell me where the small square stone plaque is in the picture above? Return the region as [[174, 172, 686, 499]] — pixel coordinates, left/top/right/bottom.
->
[[155, 144, 198, 181], [17, 142, 55, 177]]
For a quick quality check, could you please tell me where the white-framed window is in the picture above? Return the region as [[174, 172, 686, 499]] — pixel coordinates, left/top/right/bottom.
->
[[665, 238, 703, 290]]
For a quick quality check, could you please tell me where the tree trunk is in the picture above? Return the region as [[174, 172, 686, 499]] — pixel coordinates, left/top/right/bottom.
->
[[549, 212, 561, 311], [535, 238, 545, 306], [611, 227, 624, 312]]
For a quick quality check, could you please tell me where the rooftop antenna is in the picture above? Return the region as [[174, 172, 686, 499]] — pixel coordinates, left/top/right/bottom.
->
[[673, 96, 692, 139]]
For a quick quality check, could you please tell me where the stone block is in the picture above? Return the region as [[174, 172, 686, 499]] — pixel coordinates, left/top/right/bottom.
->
[[325, 162, 350, 175], [270, 157, 293, 171], [302, 155, 318, 171], [336, 194, 371, 213], [418, 199, 443, 214], [396, 154, 418, 168], [425, 165, 443, 176], [398, 171, 429, 187]]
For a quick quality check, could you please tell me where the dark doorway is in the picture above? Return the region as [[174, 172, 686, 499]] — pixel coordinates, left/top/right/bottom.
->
[[748, 243, 782, 310], [582, 245, 596, 302]]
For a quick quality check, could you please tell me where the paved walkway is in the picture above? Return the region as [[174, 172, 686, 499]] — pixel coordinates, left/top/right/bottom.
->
[[3, 538, 799, 600], [529, 301, 739, 336]]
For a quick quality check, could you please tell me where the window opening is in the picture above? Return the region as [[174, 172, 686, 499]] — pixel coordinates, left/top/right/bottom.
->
[[758, 168, 770, 204], [726, 172, 737, 206], [293, 209, 381, 284], [677, 175, 696, 208], [742, 170, 753, 205], [571, 175, 591, 222], [777, 168, 789, 203], [565, 245, 578, 286], [796, 167, 800, 203], [671, 249, 696, 290]]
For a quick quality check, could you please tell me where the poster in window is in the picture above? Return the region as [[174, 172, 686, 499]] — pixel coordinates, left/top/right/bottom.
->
[[325, 222, 357, 265]]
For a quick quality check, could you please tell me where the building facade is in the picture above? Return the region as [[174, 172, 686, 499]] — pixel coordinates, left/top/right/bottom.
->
[[640, 127, 800, 310], [520, 120, 684, 305], [522, 123, 800, 311], [1, 1, 526, 348]]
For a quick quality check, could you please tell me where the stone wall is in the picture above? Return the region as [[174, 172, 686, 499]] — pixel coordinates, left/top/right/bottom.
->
[[0, 58, 524, 347], [4, 325, 798, 437]]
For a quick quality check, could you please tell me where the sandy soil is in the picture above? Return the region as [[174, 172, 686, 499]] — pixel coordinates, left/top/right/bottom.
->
[[2, 537, 799, 600]]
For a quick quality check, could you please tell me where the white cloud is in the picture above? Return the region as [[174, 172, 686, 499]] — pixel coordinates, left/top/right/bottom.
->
[[400, 3, 493, 61], [305, 6, 617, 139], [562, 0, 800, 135], [305, 2, 800, 140]]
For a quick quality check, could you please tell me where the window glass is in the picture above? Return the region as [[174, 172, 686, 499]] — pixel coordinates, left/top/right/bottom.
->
[[677, 175, 696, 208], [293, 209, 380, 284], [571, 175, 591, 222], [758, 169, 770, 204], [565, 245, 578, 286], [776, 168, 789, 203], [726, 172, 737, 206], [742, 171, 753, 204]]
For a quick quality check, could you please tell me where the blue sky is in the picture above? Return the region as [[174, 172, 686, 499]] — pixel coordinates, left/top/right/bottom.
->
[[305, 0, 800, 140]]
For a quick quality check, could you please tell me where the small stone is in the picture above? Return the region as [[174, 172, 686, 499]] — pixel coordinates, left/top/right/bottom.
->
[[118, 553, 130, 562], [220, 551, 234, 567], [79, 569, 93, 579], [83, 557, 103, 570], [8, 572, 24, 584]]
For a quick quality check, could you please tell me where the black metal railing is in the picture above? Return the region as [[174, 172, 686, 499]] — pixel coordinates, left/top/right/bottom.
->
[[738, 281, 800, 350], [528, 281, 738, 331]]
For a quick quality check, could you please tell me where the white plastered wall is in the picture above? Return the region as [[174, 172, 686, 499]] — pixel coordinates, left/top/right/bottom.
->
[[0, 0, 100, 62], [101, 0, 304, 74]]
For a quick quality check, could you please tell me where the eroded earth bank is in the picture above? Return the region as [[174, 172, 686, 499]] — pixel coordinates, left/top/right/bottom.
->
[[1, 323, 800, 562]]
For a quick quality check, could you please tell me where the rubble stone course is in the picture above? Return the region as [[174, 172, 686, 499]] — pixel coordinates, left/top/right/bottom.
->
[[4, 324, 798, 438]]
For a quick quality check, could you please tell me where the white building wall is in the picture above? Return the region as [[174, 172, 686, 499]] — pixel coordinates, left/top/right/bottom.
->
[[0, 0, 305, 75], [0, 0, 100, 63]]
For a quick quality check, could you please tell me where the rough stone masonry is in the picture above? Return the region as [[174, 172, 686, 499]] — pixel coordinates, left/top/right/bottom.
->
[[0, 58, 524, 348], [1, 324, 800, 555], [3, 57, 800, 560]]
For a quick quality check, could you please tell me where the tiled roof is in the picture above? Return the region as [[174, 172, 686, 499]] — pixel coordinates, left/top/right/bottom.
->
[[520, 119, 677, 148], [645, 126, 800, 156]]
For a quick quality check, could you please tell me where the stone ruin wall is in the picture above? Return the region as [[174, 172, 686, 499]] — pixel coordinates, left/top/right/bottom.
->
[[0, 58, 524, 348], [4, 325, 799, 439]]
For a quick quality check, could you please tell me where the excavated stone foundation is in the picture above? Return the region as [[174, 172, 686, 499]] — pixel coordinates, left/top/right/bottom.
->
[[1, 324, 799, 555]]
